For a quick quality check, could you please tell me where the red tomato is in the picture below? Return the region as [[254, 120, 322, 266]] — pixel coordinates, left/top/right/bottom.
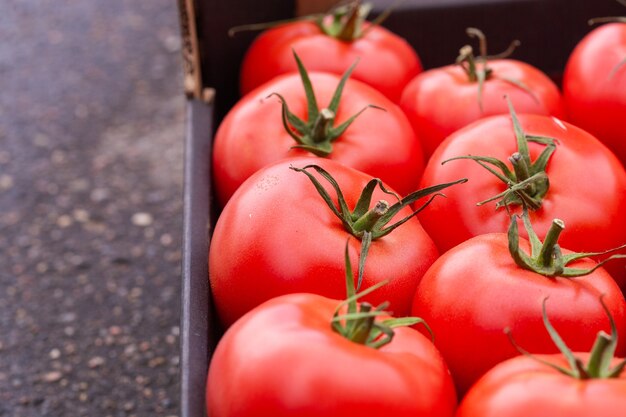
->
[[563, 22, 626, 166], [400, 59, 564, 158], [206, 293, 457, 417], [213, 69, 423, 205], [411, 232, 626, 395], [240, 20, 421, 102], [456, 353, 626, 417], [417, 113, 626, 286], [209, 157, 439, 327]]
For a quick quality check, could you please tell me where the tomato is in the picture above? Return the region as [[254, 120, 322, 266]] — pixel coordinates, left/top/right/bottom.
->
[[239, 5, 421, 102], [214, 61, 423, 205], [456, 353, 626, 417], [209, 157, 443, 327], [410, 227, 626, 395], [401, 60, 564, 158], [417, 111, 626, 287], [563, 22, 626, 166], [400, 28, 564, 158], [457, 297, 626, 417], [206, 293, 457, 417]]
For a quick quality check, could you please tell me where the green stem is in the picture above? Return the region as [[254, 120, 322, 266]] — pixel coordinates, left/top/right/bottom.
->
[[537, 219, 565, 267], [353, 200, 389, 233], [586, 332, 613, 378], [337, 0, 361, 41], [458, 45, 479, 82], [467, 27, 488, 58], [349, 302, 375, 344], [509, 152, 531, 182], [311, 108, 336, 143], [508, 152, 537, 202]]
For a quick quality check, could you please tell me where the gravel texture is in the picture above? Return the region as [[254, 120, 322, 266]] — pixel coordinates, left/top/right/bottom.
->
[[1, 1, 185, 415]]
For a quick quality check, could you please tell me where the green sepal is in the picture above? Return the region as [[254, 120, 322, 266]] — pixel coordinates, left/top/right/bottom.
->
[[317, 0, 406, 42], [540, 298, 583, 377], [268, 51, 382, 157], [509, 98, 531, 167], [507, 296, 626, 380], [266, 92, 310, 143], [478, 172, 548, 210], [290, 164, 467, 241], [499, 75, 540, 104], [443, 155, 514, 183], [476, 63, 487, 111], [456, 28, 528, 110], [508, 207, 626, 278], [331, 240, 429, 350], [291, 163, 467, 290], [317, 1, 371, 40], [505, 327, 575, 377], [326, 105, 385, 142], [293, 52, 319, 122], [292, 142, 334, 157], [229, 0, 404, 42], [445, 99, 556, 210], [357, 231, 373, 290]]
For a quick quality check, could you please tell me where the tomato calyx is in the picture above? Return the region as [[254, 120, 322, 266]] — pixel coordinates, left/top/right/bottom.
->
[[290, 163, 467, 289], [229, 0, 396, 42], [508, 207, 626, 278], [506, 297, 626, 379], [444, 100, 555, 210], [268, 51, 383, 157], [318, 0, 370, 41], [455, 28, 537, 110], [317, 0, 405, 41], [331, 241, 430, 349]]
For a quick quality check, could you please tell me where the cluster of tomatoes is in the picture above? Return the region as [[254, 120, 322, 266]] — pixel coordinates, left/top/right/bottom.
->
[[204, 1, 626, 416]]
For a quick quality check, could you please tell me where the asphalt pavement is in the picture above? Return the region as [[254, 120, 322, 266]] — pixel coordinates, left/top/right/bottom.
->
[[1, 1, 186, 415]]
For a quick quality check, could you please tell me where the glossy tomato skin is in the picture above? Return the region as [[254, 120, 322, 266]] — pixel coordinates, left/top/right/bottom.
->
[[207, 293, 457, 417], [457, 353, 626, 417], [209, 157, 439, 327], [240, 21, 422, 102], [400, 59, 565, 158], [411, 233, 626, 395], [417, 113, 626, 287], [563, 23, 626, 166], [214, 71, 424, 206]]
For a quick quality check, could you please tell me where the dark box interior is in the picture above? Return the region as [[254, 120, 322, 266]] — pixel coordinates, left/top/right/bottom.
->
[[180, 1, 625, 416]]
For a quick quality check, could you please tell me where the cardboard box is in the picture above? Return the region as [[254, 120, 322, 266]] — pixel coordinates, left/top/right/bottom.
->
[[178, 1, 624, 416]]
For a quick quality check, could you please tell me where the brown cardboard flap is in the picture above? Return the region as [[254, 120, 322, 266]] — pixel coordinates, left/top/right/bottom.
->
[[178, 0, 204, 99]]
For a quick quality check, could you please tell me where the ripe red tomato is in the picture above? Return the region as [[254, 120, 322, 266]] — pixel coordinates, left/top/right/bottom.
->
[[411, 232, 626, 395], [213, 68, 423, 205], [206, 293, 457, 417], [400, 28, 563, 159], [456, 353, 626, 417], [239, 18, 421, 102], [563, 22, 626, 166], [457, 295, 626, 416], [401, 59, 564, 158], [417, 112, 626, 286], [209, 157, 440, 327]]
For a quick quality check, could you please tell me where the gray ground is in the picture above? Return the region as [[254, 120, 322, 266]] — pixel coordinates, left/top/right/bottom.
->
[[1, 1, 185, 415]]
